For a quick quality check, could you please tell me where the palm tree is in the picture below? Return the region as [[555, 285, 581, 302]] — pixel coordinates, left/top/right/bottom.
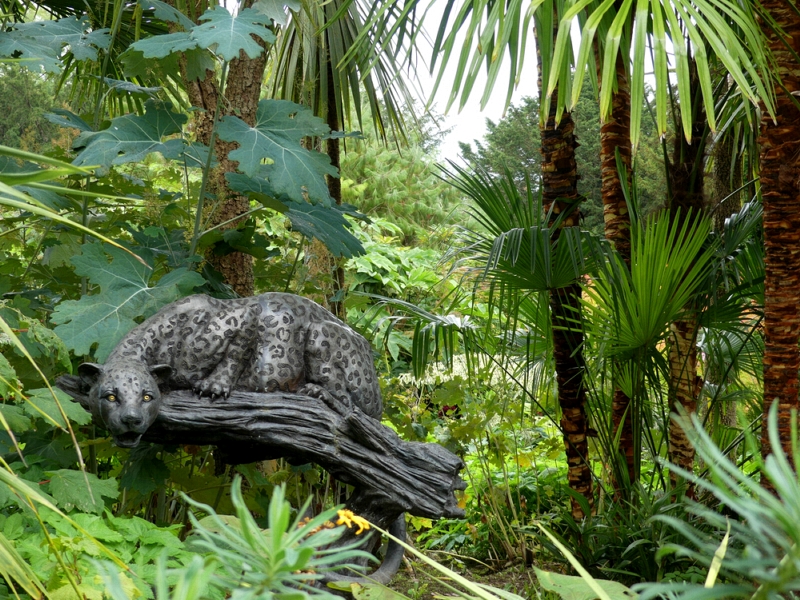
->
[[756, 0, 800, 461], [661, 52, 731, 488]]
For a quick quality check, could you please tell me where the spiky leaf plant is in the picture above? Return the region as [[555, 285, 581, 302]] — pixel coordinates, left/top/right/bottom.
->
[[635, 402, 800, 599]]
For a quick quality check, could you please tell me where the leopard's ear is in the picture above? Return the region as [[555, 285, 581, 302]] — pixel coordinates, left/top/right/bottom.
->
[[78, 363, 103, 387], [149, 364, 173, 386]]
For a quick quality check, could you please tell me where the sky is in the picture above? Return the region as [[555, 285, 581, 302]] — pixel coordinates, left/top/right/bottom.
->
[[411, 4, 540, 161], [427, 65, 538, 161]]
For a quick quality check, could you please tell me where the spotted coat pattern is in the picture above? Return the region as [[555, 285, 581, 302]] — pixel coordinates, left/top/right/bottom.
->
[[80, 293, 382, 446]]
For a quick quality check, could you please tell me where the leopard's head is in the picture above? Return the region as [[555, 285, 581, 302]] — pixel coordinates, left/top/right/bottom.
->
[[78, 361, 172, 448]]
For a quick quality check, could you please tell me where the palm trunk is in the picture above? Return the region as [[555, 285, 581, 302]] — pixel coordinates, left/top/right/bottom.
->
[[599, 51, 635, 494], [667, 317, 699, 473], [758, 0, 800, 462], [709, 101, 741, 232], [540, 93, 594, 519], [666, 60, 707, 491]]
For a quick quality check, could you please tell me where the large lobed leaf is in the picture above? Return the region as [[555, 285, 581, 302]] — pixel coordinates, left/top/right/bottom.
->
[[70, 99, 209, 170], [0, 16, 110, 73], [50, 243, 204, 361], [218, 99, 337, 204], [226, 173, 364, 257], [129, 5, 276, 61]]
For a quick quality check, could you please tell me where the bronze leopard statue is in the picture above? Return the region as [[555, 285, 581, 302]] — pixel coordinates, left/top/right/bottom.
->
[[78, 293, 382, 448]]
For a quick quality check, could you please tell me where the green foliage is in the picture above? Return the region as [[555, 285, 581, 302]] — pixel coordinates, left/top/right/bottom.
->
[[340, 112, 463, 244], [25, 387, 93, 426], [71, 100, 209, 170], [47, 469, 118, 513], [177, 478, 373, 599], [527, 487, 687, 585], [0, 0, 778, 595], [0, 16, 110, 73], [0, 66, 61, 151], [633, 403, 800, 599], [583, 213, 717, 359], [217, 100, 336, 204], [535, 568, 637, 600], [128, 5, 275, 61], [50, 242, 204, 361]]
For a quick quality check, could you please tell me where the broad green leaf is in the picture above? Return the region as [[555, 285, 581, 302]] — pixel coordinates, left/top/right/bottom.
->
[[139, 526, 182, 548], [50, 243, 204, 361], [183, 47, 216, 82], [349, 582, 407, 600], [119, 48, 181, 81], [3, 513, 24, 540], [24, 387, 93, 426], [138, 0, 196, 31], [51, 582, 103, 600], [226, 173, 364, 257], [47, 470, 119, 514], [0, 17, 110, 73], [71, 99, 209, 170], [534, 568, 637, 600], [0, 404, 32, 432], [0, 34, 60, 71], [27, 320, 71, 371], [128, 31, 198, 59], [218, 99, 336, 204], [253, 0, 300, 26], [191, 7, 276, 60]]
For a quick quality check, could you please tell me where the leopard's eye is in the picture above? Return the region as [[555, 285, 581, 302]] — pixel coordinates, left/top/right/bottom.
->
[[106, 394, 117, 402], [143, 394, 153, 402]]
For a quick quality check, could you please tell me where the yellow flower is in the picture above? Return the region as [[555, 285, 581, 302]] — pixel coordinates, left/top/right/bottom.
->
[[336, 509, 371, 535]]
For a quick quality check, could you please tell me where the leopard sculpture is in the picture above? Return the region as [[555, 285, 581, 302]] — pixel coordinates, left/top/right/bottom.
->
[[78, 293, 382, 448]]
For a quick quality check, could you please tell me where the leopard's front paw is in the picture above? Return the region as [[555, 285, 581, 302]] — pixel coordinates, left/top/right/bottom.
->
[[193, 379, 231, 400]]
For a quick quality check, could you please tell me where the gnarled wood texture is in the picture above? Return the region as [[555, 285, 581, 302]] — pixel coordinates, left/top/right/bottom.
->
[[56, 377, 465, 524]]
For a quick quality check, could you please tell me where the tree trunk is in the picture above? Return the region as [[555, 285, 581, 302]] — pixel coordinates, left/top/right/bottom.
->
[[599, 50, 635, 495], [175, 0, 267, 296], [758, 0, 800, 463], [709, 103, 742, 232], [667, 317, 700, 475], [666, 61, 707, 492], [540, 96, 593, 519], [325, 58, 346, 320]]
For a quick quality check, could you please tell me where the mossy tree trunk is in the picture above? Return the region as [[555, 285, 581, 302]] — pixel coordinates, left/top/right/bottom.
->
[[173, 0, 266, 296]]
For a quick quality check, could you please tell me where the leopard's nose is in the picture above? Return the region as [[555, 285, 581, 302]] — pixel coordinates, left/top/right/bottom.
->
[[121, 412, 143, 426]]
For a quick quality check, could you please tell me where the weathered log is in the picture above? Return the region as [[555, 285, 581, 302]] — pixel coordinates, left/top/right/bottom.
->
[[56, 376, 466, 526]]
